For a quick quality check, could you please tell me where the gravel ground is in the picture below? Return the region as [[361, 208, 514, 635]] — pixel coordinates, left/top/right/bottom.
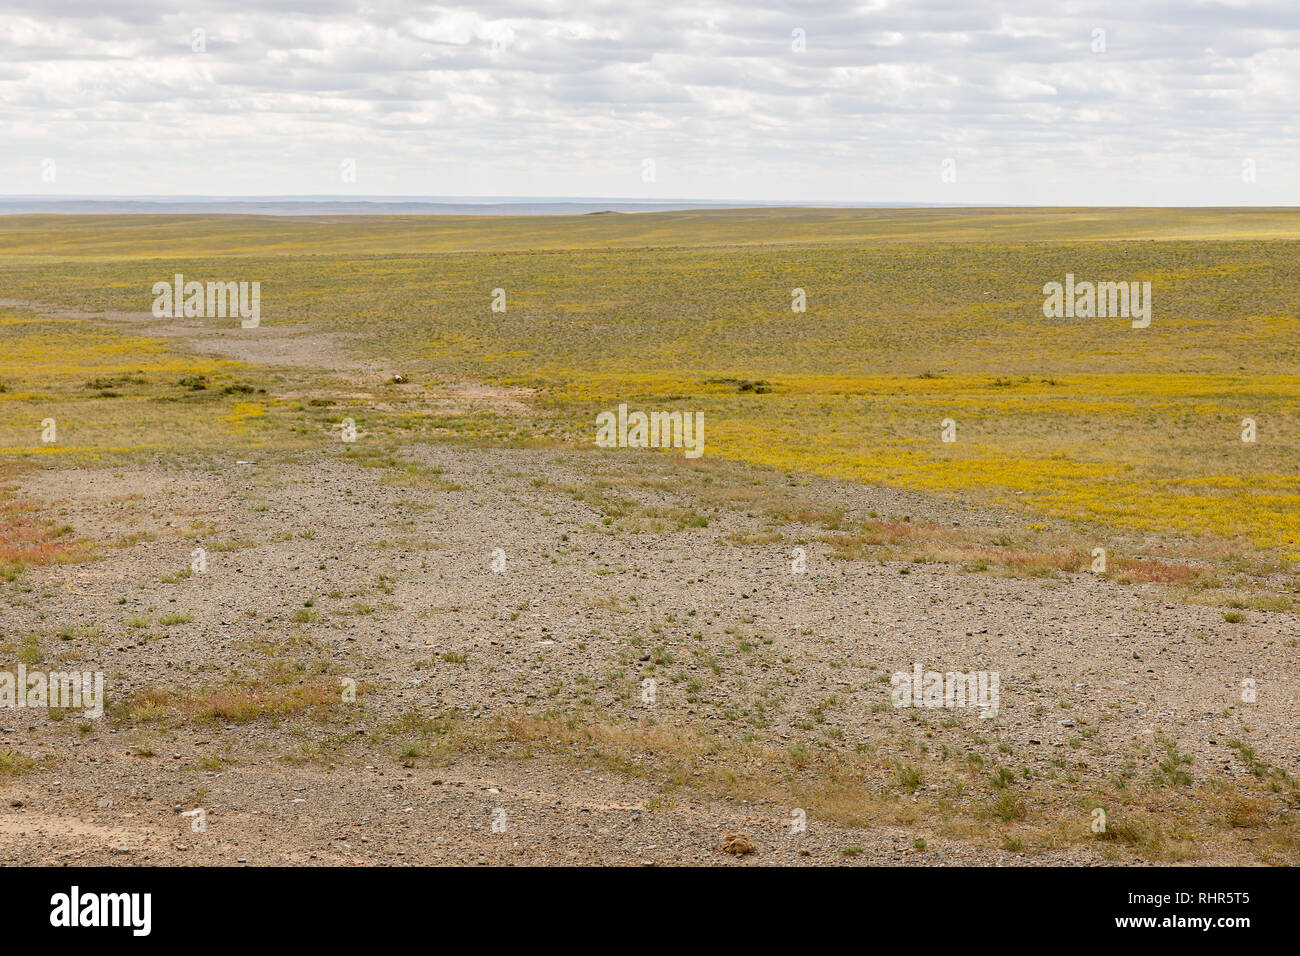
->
[[2, 442, 1297, 865]]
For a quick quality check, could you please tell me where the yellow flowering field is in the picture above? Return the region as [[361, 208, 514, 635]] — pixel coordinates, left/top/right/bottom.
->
[[2, 209, 1298, 565]]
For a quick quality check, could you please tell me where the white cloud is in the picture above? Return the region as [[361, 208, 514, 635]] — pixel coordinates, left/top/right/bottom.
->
[[0, 0, 1297, 202]]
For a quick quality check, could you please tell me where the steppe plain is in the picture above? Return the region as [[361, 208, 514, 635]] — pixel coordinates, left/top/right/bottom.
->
[[1, 208, 1298, 865]]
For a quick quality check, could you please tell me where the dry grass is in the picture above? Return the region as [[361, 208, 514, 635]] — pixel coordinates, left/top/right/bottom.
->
[[0, 749, 44, 777], [115, 680, 343, 727], [365, 708, 1300, 863], [0, 465, 94, 581]]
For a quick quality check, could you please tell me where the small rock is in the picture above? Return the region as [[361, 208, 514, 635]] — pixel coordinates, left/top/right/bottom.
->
[[720, 833, 757, 855]]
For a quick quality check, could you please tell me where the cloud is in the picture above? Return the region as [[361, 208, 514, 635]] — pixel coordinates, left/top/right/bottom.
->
[[1, 0, 1297, 202]]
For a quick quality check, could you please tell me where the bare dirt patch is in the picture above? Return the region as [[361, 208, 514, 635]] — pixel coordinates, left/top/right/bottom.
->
[[0, 298, 375, 372], [4, 445, 1295, 865]]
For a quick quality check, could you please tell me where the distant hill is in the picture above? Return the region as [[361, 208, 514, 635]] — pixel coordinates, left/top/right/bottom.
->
[[0, 196, 965, 216]]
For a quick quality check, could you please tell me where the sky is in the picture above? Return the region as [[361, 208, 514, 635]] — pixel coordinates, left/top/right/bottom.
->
[[1, 1, 1297, 204]]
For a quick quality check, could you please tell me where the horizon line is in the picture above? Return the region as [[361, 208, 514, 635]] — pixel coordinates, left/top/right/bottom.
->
[[2, 195, 1299, 211]]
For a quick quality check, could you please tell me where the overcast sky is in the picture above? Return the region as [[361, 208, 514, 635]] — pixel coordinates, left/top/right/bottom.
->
[[2, 1, 1297, 204]]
